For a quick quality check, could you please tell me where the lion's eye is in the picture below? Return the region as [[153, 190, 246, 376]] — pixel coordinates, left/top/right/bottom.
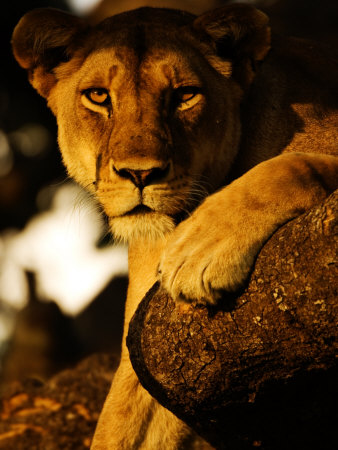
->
[[84, 88, 110, 106], [172, 86, 202, 111]]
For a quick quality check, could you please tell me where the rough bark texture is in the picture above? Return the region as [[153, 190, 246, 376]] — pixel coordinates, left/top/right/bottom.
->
[[127, 191, 338, 450], [0, 354, 117, 450]]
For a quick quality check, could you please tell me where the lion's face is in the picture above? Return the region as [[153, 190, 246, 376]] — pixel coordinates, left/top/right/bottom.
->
[[12, 6, 270, 241], [51, 31, 242, 241]]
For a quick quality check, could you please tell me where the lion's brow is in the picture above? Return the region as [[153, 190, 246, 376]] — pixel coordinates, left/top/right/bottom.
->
[[109, 65, 118, 83], [132, 24, 147, 66], [130, 24, 148, 94]]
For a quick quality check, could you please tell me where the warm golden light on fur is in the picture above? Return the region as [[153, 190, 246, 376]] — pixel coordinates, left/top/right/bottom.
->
[[110, 212, 176, 243]]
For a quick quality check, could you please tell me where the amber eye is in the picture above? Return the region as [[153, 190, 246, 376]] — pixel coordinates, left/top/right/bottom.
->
[[180, 90, 196, 102], [84, 88, 110, 106], [172, 86, 202, 111]]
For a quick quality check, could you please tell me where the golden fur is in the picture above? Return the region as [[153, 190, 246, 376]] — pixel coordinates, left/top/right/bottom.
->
[[12, 4, 338, 448]]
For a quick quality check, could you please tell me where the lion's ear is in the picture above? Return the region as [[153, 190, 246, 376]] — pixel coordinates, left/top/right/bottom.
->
[[193, 4, 271, 86], [12, 8, 88, 98]]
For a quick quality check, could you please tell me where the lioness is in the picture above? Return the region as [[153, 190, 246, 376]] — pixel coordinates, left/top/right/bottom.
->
[[12, 3, 338, 449]]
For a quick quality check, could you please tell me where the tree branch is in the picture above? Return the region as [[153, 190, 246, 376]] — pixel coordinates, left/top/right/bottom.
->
[[127, 190, 338, 450]]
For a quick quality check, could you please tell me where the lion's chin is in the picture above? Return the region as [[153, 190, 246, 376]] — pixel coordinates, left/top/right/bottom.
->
[[109, 212, 176, 243]]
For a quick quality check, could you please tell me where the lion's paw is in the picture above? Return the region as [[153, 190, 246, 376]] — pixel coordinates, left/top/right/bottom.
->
[[158, 199, 257, 305]]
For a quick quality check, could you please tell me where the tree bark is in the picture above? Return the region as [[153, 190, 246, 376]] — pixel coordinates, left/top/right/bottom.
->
[[127, 190, 338, 450]]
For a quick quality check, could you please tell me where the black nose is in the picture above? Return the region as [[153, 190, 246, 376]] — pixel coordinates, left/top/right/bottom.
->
[[113, 164, 170, 190]]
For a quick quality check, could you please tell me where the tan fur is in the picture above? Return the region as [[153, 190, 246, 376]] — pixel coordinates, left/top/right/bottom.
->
[[12, 4, 338, 449]]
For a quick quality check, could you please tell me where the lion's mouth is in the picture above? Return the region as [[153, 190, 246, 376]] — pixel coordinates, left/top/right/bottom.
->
[[123, 204, 154, 216]]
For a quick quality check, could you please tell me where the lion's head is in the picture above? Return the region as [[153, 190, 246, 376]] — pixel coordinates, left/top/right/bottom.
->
[[12, 5, 270, 241]]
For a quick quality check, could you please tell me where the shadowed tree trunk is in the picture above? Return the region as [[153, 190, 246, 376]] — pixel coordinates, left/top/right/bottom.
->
[[127, 190, 338, 450]]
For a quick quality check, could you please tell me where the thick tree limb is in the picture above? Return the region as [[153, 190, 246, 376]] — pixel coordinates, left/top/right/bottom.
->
[[127, 191, 338, 450]]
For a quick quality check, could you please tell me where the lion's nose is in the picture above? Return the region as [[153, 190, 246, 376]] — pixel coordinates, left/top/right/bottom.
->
[[113, 163, 170, 190]]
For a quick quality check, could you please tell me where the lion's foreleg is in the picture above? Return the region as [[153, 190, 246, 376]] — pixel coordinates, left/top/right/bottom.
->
[[91, 237, 200, 450], [90, 352, 195, 450], [158, 152, 338, 304]]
